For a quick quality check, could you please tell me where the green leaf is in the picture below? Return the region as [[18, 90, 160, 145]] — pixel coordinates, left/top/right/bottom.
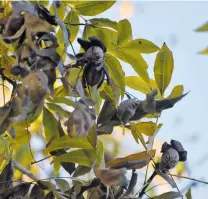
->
[[90, 18, 117, 30], [195, 22, 208, 32], [105, 53, 125, 98], [46, 103, 70, 118], [59, 11, 79, 43], [167, 85, 184, 99], [87, 125, 97, 149], [125, 76, 151, 94], [122, 39, 159, 54], [117, 19, 132, 45], [44, 135, 94, 153], [186, 189, 192, 199], [100, 83, 118, 106], [154, 42, 174, 96], [52, 140, 103, 167], [61, 148, 96, 167], [54, 86, 69, 97], [71, 1, 116, 16], [154, 191, 182, 199], [1, 54, 15, 78], [56, 11, 79, 56], [47, 97, 74, 107], [73, 165, 92, 177], [96, 140, 104, 167], [135, 122, 157, 136], [55, 179, 70, 193], [43, 107, 59, 141]]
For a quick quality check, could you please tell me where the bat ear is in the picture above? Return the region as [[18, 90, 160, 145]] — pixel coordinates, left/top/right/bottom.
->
[[77, 38, 92, 51], [88, 36, 107, 52]]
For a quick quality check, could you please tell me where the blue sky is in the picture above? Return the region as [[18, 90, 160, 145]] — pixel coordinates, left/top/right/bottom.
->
[[98, 1, 208, 198]]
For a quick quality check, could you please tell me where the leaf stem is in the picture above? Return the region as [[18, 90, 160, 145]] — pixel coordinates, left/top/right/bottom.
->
[[170, 174, 208, 185]]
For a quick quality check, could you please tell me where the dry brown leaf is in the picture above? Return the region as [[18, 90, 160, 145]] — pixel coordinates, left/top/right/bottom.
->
[[106, 150, 156, 169], [93, 166, 127, 186], [65, 101, 96, 137], [22, 70, 49, 105], [24, 13, 54, 43]]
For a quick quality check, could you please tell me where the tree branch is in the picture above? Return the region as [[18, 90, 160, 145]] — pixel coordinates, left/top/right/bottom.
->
[[12, 160, 66, 199], [138, 171, 157, 199], [124, 169, 138, 196]]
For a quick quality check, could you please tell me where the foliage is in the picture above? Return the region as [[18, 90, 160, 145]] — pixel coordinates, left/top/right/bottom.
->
[[0, 1, 192, 199]]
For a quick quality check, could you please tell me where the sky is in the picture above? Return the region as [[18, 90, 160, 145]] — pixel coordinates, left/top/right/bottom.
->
[[96, 1, 208, 198]]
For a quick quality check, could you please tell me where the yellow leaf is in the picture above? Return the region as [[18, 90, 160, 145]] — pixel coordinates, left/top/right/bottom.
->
[[130, 122, 146, 147], [126, 76, 151, 94], [71, 1, 116, 16], [29, 113, 42, 133], [49, 2, 66, 21], [199, 47, 208, 54], [167, 85, 184, 99], [53, 160, 61, 175], [110, 48, 150, 84], [195, 22, 208, 32], [117, 19, 132, 45], [52, 140, 103, 167], [154, 42, 174, 96], [135, 122, 157, 137], [14, 128, 30, 145], [105, 53, 125, 98], [122, 39, 159, 54]]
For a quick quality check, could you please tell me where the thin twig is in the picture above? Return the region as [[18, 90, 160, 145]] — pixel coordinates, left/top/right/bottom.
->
[[0, 68, 16, 87], [0, 68, 17, 97], [170, 174, 208, 185], [31, 155, 52, 165], [138, 171, 157, 199], [145, 183, 169, 193], [25, 119, 44, 170], [12, 160, 67, 199], [124, 169, 138, 196], [64, 22, 96, 27], [12, 159, 39, 181], [144, 116, 159, 185], [0, 83, 10, 91]]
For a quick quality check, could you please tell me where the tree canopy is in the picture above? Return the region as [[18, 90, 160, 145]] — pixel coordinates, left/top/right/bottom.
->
[[0, 1, 193, 199]]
